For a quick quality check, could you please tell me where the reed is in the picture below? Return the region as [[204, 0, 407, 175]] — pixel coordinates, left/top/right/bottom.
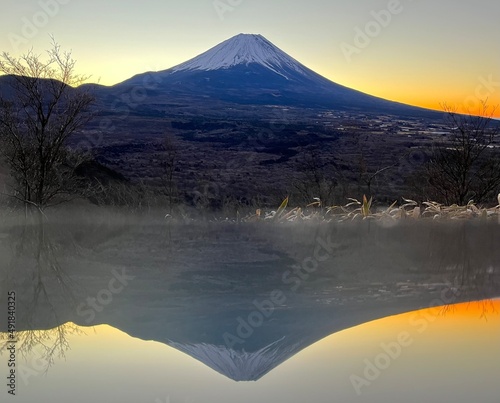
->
[[242, 194, 500, 223]]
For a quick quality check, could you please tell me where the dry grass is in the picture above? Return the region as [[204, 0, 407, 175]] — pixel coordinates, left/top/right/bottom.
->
[[242, 194, 500, 223]]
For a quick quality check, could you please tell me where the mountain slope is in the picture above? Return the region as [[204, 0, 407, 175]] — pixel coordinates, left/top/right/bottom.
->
[[115, 33, 438, 117]]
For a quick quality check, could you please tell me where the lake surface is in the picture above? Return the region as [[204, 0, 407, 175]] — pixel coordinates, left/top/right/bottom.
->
[[0, 211, 499, 402]]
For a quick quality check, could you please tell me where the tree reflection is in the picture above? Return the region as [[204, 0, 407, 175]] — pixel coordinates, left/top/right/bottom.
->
[[1, 210, 81, 372], [0, 323, 83, 374], [425, 222, 499, 302]]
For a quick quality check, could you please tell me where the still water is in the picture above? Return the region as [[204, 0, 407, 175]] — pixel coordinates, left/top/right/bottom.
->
[[0, 211, 499, 402]]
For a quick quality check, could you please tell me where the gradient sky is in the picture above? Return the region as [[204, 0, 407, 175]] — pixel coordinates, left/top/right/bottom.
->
[[1, 0, 499, 116]]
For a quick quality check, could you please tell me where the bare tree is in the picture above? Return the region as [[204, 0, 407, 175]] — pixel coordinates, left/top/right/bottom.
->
[[159, 131, 179, 214], [423, 103, 500, 205], [0, 40, 94, 209], [357, 153, 394, 198], [292, 148, 338, 206], [350, 131, 395, 199]]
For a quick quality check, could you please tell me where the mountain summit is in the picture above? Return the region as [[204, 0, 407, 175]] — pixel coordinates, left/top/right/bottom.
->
[[171, 33, 310, 80]]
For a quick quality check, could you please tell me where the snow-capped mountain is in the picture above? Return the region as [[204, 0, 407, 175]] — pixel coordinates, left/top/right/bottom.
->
[[116, 34, 436, 116], [171, 33, 310, 80], [167, 337, 302, 382], [0, 34, 440, 117]]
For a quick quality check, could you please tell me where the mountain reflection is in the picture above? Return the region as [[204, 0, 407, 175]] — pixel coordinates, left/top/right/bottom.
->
[[0, 211, 499, 382], [1, 301, 499, 403]]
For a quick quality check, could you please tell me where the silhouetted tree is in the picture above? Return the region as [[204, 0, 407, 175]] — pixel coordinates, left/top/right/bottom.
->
[[0, 40, 94, 209], [423, 103, 500, 205]]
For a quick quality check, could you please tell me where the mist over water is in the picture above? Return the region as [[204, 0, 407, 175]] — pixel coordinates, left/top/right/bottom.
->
[[0, 207, 499, 401]]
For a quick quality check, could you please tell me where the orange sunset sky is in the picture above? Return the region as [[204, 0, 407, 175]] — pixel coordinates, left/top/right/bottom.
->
[[1, 0, 499, 117]]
